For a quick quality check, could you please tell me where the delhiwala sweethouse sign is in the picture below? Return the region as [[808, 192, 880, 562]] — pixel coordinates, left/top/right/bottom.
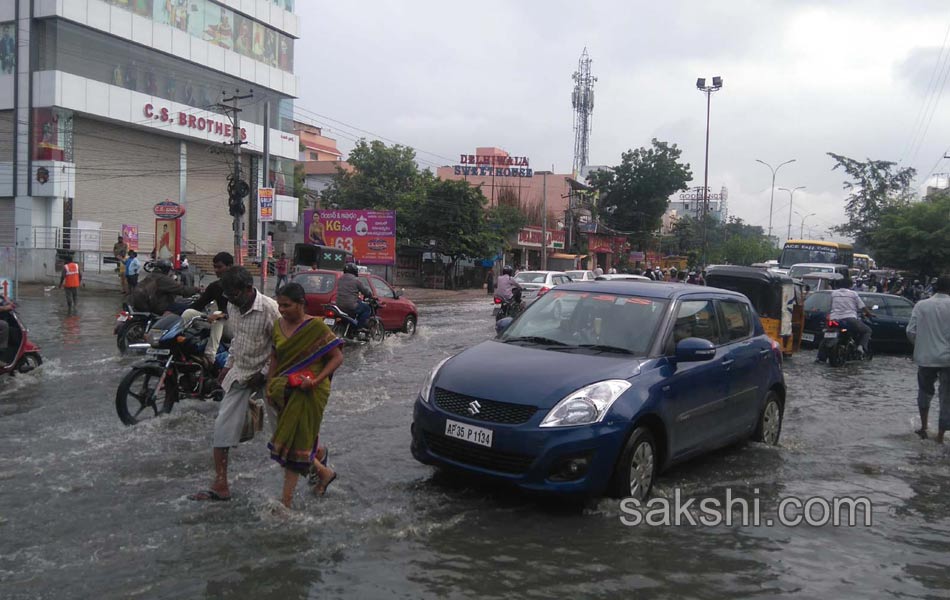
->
[[452, 153, 534, 178]]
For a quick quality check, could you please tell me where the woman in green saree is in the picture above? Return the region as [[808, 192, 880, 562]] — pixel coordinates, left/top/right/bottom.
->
[[266, 283, 344, 508]]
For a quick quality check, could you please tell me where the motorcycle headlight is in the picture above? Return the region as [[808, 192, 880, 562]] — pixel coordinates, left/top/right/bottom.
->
[[146, 329, 166, 347], [419, 356, 452, 404], [540, 380, 632, 428]]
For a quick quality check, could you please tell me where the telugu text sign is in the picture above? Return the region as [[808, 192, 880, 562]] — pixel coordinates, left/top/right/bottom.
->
[[305, 210, 397, 265]]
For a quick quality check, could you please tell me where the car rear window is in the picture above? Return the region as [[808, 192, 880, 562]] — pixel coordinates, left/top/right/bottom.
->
[[804, 292, 831, 313], [514, 272, 547, 283], [293, 273, 337, 294]]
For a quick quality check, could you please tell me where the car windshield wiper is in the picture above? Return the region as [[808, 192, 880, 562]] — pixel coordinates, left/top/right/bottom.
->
[[575, 344, 635, 354], [504, 336, 569, 346]]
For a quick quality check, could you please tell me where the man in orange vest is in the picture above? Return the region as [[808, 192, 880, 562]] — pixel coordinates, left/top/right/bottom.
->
[[59, 254, 82, 312]]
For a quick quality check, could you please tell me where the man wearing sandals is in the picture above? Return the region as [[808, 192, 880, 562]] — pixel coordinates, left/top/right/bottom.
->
[[907, 275, 950, 443], [189, 267, 280, 502]]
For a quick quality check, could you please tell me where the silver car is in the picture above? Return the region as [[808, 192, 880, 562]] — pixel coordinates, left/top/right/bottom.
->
[[565, 270, 596, 281], [513, 271, 572, 303]]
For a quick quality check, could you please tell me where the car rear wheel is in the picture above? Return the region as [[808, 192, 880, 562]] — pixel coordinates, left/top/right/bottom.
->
[[611, 426, 657, 500], [753, 390, 783, 445], [403, 315, 417, 335]]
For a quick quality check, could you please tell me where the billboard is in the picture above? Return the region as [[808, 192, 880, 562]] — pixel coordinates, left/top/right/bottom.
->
[[258, 187, 275, 222], [302, 209, 396, 265]]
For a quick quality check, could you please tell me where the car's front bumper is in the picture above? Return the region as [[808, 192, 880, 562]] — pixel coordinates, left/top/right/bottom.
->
[[410, 396, 629, 496]]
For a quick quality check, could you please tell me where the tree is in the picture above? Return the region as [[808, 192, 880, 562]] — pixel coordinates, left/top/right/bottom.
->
[[827, 153, 916, 249], [589, 139, 692, 249], [870, 193, 950, 276]]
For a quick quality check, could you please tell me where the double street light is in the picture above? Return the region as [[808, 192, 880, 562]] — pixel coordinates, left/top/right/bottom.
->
[[755, 158, 795, 244], [779, 186, 806, 242], [794, 210, 816, 239], [697, 76, 723, 267]]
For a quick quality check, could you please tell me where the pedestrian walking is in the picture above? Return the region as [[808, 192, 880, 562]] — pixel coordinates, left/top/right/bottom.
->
[[114, 235, 129, 295], [58, 254, 81, 312], [274, 252, 289, 291], [266, 282, 343, 507], [906, 275, 950, 443], [189, 266, 280, 502], [485, 269, 495, 295]]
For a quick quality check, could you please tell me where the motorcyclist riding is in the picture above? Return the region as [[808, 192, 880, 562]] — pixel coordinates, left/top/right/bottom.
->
[[336, 263, 375, 329], [132, 259, 198, 315], [495, 265, 522, 301], [829, 275, 873, 356]]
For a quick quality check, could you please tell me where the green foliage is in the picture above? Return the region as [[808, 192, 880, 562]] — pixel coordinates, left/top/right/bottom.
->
[[827, 153, 916, 249], [589, 139, 692, 249], [667, 216, 775, 266], [870, 193, 950, 276]]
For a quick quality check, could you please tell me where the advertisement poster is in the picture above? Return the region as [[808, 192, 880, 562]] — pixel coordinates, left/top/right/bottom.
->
[[155, 218, 181, 262], [303, 210, 396, 265], [121, 224, 139, 251], [258, 187, 275, 222]]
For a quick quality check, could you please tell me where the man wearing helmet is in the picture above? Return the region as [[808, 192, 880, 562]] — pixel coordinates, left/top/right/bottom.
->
[[132, 258, 198, 314], [337, 263, 375, 329], [495, 265, 521, 302]]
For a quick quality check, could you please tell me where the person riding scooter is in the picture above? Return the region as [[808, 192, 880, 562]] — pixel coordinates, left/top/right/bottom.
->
[[132, 259, 198, 315], [337, 263, 376, 329]]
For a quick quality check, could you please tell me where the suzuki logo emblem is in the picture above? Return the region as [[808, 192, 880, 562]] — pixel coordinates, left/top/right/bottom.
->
[[467, 400, 481, 416]]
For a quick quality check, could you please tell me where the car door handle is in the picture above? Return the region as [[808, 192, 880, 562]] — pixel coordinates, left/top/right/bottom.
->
[[722, 359, 735, 368], [759, 349, 770, 356]]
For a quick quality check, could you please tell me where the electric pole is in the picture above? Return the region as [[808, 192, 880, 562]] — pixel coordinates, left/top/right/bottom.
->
[[219, 90, 252, 265]]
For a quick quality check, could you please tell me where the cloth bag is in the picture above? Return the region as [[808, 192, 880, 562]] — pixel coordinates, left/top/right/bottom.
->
[[240, 395, 265, 442]]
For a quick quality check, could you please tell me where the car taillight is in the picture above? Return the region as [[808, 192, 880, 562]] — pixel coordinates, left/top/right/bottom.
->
[[538, 286, 550, 297], [493, 297, 502, 304]]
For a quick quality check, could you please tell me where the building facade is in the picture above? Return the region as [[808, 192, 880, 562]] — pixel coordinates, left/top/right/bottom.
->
[[662, 185, 728, 233], [2, 0, 299, 279]]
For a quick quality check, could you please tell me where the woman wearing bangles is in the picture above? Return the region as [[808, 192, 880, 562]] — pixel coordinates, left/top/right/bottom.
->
[[266, 283, 343, 507]]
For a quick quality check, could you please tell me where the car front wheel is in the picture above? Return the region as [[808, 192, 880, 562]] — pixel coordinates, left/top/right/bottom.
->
[[611, 426, 657, 500]]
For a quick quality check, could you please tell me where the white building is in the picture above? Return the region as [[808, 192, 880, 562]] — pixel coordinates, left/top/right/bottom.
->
[[662, 186, 728, 232], [1, 0, 300, 280]]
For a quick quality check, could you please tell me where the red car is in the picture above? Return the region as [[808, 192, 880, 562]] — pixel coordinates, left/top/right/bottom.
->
[[291, 269, 419, 335]]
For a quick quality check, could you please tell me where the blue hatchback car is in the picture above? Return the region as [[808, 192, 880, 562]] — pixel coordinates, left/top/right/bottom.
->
[[411, 282, 786, 499]]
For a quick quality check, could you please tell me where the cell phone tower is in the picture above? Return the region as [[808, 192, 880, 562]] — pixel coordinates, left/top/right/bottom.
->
[[571, 47, 596, 178]]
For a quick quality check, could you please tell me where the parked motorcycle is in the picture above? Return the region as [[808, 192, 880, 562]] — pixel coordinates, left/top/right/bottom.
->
[[115, 312, 227, 425], [493, 288, 524, 322], [0, 305, 42, 376], [820, 318, 872, 367], [322, 298, 385, 344]]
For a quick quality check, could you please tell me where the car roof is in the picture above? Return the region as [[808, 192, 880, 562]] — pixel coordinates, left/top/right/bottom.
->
[[556, 281, 749, 301], [706, 265, 794, 284], [517, 270, 565, 274], [292, 269, 374, 278], [595, 274, 651, 280], [790, 263, 848, 268]]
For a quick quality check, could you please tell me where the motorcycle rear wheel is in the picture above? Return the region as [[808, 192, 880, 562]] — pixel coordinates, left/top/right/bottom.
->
[[368, 318, 385, 343], [829, 344, 847, 367], [117, 321, 147, 354], [115, 366, 178, 426]]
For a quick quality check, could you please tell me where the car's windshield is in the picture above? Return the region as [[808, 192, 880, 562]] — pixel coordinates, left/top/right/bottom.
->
[[514, 272, 548, 284], [499, 290, 668, 356], [780, 247, 839, 268], [293, 273, 336, 294], [789, 265, 832, 279]]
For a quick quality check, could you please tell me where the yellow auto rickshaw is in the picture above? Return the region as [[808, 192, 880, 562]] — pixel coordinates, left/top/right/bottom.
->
[[705, 265, 805, 356]]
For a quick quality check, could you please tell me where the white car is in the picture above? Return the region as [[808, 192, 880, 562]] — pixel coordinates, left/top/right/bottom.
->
[[513, 270, 571, 303], [565, 270, 596, 281], [787, 263, 849, 281], [594, 273, 652, 281]]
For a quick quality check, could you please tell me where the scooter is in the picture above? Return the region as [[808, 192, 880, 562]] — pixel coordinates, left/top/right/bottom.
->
[[323, 298, 385, 344], [1, 306, 42, 376]]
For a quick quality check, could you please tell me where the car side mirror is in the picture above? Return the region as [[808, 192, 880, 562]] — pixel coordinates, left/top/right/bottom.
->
[[674, 337, 717, 362], [495, 317, 514, 336]]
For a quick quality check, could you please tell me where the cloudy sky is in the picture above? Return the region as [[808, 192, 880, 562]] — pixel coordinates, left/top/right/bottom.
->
[[294, 0, 950, 243]]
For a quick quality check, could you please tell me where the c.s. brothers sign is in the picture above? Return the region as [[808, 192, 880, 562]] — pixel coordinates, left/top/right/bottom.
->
[[452, 153, 533, 178]]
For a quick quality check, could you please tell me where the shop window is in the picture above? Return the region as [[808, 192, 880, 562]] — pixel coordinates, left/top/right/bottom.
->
[[32, 108, 73, 162]]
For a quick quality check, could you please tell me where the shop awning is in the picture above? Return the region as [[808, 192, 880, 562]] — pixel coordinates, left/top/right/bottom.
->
[[549, 253, 585, 259]]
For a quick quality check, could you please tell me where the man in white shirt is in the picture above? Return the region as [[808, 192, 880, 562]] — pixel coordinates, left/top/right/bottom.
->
[[190, 266, 280, 502], [829, 276, 872, 355], [906, 275, 950, 442]]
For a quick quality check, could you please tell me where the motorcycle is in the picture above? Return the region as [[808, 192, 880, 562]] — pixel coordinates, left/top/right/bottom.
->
[[114, 303, 159, 354], [322, 297, 385, 344], [115, 312, 228, 425], [1, 305, 42, 376], [820, 317, 872, 367], [493, 288, 524, 321]]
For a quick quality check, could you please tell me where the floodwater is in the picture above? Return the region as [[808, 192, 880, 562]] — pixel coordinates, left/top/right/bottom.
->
[[1, 287, 949, 599]]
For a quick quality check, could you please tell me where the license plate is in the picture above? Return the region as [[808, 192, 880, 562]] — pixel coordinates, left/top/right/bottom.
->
[[823, 331, 838, 339], [801, 333, 815, 342], [444, 419, 493, 448], [146, 348, 170, 356], [323, 318, 336, 326]]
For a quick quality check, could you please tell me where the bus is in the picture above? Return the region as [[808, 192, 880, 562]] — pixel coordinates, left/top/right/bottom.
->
[[779, 239, 854, 270], [853, 253, 876, 271]]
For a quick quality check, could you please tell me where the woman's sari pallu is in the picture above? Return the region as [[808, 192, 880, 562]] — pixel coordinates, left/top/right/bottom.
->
[[267, 318, 342, 473]]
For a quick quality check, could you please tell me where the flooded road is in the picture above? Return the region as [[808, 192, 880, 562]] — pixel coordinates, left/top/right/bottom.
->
[[1, 287, 949, 599]]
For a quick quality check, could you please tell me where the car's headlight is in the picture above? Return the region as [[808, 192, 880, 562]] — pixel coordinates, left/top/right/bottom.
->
[[419, 356, 452, 404], [540, 380, 632, 427], [146, 329, 166, 347]]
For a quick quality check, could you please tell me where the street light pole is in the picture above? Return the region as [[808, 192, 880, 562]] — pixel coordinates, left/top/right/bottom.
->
[[795, 210, 816, 239], [536, 170, 553, 271], [779, 185, 806, 242], [755, 158, 796, 245], [696, 76, 723, 268]]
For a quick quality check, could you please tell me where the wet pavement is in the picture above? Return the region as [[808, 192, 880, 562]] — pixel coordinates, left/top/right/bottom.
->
[[1, 287, 949, 599]]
